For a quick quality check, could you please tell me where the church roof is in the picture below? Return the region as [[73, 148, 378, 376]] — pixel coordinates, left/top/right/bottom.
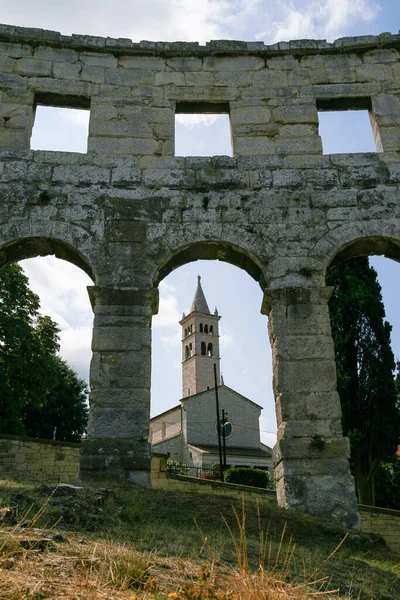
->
[[192, 445, 272, 457], [190, 275, 211, 315], [180, 384, 263, 410]]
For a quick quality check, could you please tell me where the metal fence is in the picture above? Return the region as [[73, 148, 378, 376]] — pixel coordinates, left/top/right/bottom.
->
[[166, 461, 222, 480]]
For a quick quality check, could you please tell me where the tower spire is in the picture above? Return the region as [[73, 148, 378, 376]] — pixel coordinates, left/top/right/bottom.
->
[[180, 276, 221, 397], [190, 274, 211, 314]]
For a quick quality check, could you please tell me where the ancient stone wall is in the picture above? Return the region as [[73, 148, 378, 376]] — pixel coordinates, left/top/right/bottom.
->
[[1, 24, 400, 527], [359, 504, 400, 552], [0, 434, 80, 484]]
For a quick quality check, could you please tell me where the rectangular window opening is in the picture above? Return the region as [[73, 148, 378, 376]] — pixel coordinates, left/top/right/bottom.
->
[[175, 102, 232, 157], [31, 94, 90, 153], [316, 97, 378, 154]]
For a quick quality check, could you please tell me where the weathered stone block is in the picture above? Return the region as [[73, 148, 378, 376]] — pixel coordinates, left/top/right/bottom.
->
[[87, 406, 150, 438], [234, 136, 276, 156], [273, 105, 318, 124], [53, 165, 109, 184], [230, 106, 271, 125], [52, 61, 81, 79], [88, 136, 161, 156], [275, 136, 322, 155]]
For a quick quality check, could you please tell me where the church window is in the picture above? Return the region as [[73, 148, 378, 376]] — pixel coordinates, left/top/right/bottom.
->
[[189, 343, 192, 356], [209, 325, 213, 334], [199, 323, 203, 332], [204, 324, 208, 333], [185, 345, 189, 359], [161, 422, 166, 438], [184, 328, 187, 337], [201, 341, 206, 355], [207, 343, 213, 356]]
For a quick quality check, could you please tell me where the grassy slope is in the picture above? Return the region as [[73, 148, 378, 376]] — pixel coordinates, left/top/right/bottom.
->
[[0, 480, 399, 599]]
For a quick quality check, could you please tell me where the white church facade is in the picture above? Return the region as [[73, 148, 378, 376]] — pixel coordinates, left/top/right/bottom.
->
[[149, 277, 273, 473]]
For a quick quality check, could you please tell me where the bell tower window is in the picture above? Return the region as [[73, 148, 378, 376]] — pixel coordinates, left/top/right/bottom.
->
[[207, 343, 213, 357], [201, 341, 206, 355]]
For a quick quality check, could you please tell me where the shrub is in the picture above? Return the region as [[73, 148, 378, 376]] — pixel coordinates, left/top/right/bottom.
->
[[166, 460, 190, 475], [199, 464, 221, 480], [224, 468, 273, 489]]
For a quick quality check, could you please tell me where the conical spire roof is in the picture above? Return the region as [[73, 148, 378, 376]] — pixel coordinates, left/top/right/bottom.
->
[[190, 276, 211, 315]]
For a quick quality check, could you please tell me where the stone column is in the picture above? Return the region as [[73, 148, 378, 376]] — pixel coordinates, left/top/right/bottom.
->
[[79, 286, 159, 485], [265, 286, 360, 529]]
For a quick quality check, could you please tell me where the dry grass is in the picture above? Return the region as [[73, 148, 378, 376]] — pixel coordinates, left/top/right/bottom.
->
[[0, 481, 399, 599]]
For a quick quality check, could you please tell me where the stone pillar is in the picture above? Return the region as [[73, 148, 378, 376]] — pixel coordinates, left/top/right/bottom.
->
[[265, 286, 360, 529], [79, 286, 159, 485], [370, 94, 400, 152]]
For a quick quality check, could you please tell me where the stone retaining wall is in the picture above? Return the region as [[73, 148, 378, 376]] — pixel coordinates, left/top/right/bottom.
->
[[150, 454, 276, 503], [359, 504, 400, 553], [0, 434, 80, 484]]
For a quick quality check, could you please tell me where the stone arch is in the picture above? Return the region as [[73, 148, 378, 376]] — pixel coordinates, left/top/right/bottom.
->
[[0, 236, 96, 282], [325, 235, 400, 273], [152, 240, 267, 289]]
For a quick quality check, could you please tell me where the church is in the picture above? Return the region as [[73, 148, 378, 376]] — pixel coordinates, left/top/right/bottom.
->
[[149, 277, 273, 474]]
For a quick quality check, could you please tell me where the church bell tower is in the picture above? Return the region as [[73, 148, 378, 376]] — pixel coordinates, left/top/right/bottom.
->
[[180, 276, 221, 398]]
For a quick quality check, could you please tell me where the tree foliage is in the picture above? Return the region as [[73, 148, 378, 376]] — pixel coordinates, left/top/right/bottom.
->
[[0, 263, 88, 441], [327, 257, 400, 505]]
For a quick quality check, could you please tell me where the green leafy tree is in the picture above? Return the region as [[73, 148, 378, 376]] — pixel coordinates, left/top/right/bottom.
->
[[327, 257, 400, 506], [0, 263, 88, 440], [22, 357, 88, 442]]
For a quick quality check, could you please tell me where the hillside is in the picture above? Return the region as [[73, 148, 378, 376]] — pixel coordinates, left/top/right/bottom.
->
[[0, 480, 399, 599]]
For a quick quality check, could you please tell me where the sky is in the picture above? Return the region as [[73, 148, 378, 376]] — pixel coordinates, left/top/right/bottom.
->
[[2, 0, 400, 447]]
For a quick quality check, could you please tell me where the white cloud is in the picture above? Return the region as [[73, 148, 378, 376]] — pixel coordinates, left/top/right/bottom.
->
[[176, 114, 220, 128], [1, 0, 240, 43], [20, 257, 93, 325], [161, 331, 181, 348], [258, 0, 380, 43], [20, 257, 93, 382], [153, 287, 181, 329], [60, 108, 90, 128], [219, 327, 236, 349], [59, 325, 92, 382]]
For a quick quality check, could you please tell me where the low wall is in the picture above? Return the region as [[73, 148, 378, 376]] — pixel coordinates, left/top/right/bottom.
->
[[151, 453, 277, 505], [0, 434, 80, 484], [359, 504, 400, 553]]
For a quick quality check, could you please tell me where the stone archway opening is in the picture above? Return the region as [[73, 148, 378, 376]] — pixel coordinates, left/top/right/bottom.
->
[[0, 237, 95, 441], [325, 237, 400, 508], [151, 246, 276, 478], [0, 236, 96, 282]]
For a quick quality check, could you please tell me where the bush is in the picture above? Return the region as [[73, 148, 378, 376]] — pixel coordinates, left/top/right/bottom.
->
[[199, 464, 221, 480], [224, 468, 274, 489], [166, 460, 190, 475]]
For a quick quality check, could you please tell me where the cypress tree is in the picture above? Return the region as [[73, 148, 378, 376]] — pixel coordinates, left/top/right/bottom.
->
[[327, 257, 400, 505]]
